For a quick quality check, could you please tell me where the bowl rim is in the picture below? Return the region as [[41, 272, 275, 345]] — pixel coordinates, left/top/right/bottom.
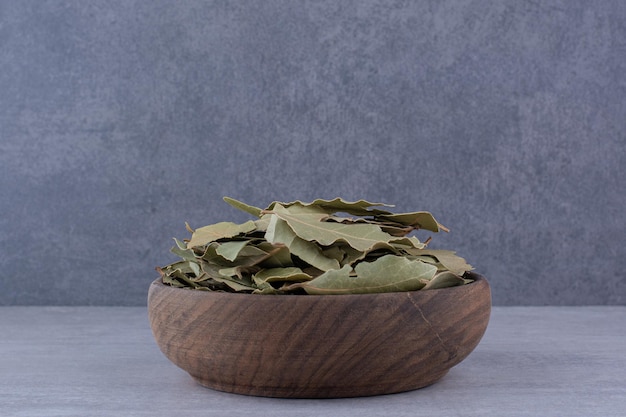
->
[[150, 271, 487, 300]]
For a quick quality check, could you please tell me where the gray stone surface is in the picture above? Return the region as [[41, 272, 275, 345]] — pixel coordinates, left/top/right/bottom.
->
[[1, 1, 625, 305], [1, 306, 625, 416]]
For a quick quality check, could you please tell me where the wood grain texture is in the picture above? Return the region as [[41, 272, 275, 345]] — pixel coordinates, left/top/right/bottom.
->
[[147, 272, 491, 398]]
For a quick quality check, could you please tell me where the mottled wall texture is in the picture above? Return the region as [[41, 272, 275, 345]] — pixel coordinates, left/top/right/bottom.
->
[[1, 1, 624, 305]]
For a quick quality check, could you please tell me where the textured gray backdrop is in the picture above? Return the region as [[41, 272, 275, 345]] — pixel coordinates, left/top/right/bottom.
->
[[1, 1, 624, 305]]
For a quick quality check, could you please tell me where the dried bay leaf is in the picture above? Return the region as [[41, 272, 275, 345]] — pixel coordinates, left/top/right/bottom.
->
[[187, 221, 256, 248], [255, 242, 293, 268], [199, 242, 225, 263], [421, 271, 466, 290], [211, 273, 256, 292], [218, 266, 253, 280], [158, 262, 209, 289], [223, 196, 263, 217], [200, 258, 229, 279], [281, 266, 353, 294], [197, 244, 253, 284], [375, 212, 445, 233], [204, 242, 280, 276], [170, 238, 196, 261], [265, 214, 340, 271], [160, 271, 185, 288], [389, 236, 426, 250], [353, 255, 436, 291], [254, 267, 312, 283], [253, 214, 272, 232], [326, 216, 415, 237], [252, 268, 312, 294], [321, 245, 346, 263], [270, 204, 399, 253], [286, 255, 437, 295], [405, 249, 472, 275], [162, 260, 202, 278], [252, 277, 280, 294], [267, 198, 394, 216], [378, 223, 416, 237], [159, 196, 474, 294], [215, 240, 250, 261], [339, 244, 367, 266]]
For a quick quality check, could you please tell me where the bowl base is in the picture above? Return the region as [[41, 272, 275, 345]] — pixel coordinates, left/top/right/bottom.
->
[[190, 370, 450, 398]]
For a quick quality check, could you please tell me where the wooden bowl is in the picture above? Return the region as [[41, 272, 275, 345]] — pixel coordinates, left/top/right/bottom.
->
[[148, 272, 491, 398]]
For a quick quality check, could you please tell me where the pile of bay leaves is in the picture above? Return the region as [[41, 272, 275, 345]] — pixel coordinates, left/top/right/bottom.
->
[[157, 197, 474, 295]]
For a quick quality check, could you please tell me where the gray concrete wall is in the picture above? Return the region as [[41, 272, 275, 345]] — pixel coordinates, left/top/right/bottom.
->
[[1, 0, 624, 305]]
